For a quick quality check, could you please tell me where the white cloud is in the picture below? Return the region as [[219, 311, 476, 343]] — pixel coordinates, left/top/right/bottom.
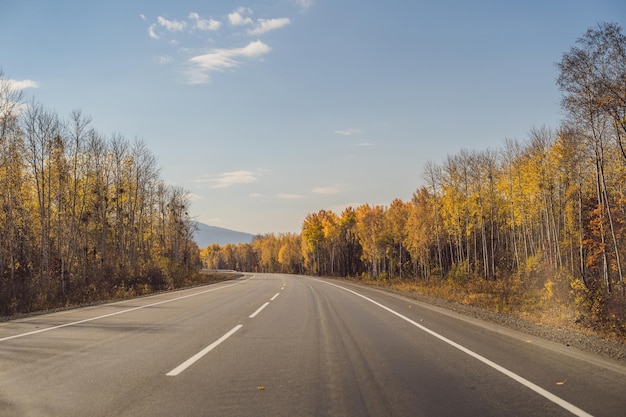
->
[[148, 23, 159, 39], [334, 128, 361, 136], [202, 170, 260, 188], [7, 79, 39, 90], [146, 7, 293, 84], [189, 12, 222, 31], [157, 16, 186, 32], [228, 7, 253, 26], [278, 193, 306, 200], [186, 40, 271, 84], [148, 16, 186, 39], [248, 18, 290, 35], [312, 186, 341, 195], [354, 142, 374, 147]]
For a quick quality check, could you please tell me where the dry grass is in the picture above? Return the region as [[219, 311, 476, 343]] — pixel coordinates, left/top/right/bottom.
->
[[197, 270, 244, 284], [1, 270, 244, 322], [357, 274, 626, 344]]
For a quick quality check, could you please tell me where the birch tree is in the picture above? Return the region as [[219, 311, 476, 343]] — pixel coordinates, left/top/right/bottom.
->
[[558, 22, 626, 293]]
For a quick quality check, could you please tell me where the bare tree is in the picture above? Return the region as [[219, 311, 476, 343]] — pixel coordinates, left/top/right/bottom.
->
[[0, 71, 28, 308], [22, 100, 63, 283], [0, 70, 24, 144], [424, 161, 444, 276], [558, 22, 626, 161]]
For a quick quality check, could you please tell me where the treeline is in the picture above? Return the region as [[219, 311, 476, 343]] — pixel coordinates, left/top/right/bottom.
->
[[201, 233, 304, 274], [0, 73, 199, 315], [201, 23, 626, 332]]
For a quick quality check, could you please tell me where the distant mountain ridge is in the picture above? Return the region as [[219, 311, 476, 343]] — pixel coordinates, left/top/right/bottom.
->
[[192, 221, 255, 248]]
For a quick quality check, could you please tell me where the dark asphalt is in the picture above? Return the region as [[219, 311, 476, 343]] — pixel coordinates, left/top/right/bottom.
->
[[0, 273, 624, 416]]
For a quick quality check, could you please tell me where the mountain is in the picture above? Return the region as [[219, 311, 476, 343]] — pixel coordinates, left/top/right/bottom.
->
[[192, 221, 255, 248]]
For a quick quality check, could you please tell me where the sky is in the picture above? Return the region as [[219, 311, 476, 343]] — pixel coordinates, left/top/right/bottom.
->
[[1, 1, 625, 235]]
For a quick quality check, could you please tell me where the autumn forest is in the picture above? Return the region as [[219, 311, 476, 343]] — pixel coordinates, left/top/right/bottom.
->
[[0, 75, 200, 315], [2, 23, 625, 337], [201, 23, 626, 336]]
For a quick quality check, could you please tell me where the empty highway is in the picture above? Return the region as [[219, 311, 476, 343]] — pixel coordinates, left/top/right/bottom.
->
[[0, 274, 624, 416]]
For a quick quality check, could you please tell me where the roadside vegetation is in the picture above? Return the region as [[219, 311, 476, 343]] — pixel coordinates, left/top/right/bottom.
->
[[0, 73, 200, 316], [201, 23, 626, 342]]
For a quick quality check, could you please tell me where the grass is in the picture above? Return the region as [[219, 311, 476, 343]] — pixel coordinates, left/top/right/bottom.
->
[[353, 273, 626, 344], [197, 270, 244, 284], [1, 270, 244, 322]]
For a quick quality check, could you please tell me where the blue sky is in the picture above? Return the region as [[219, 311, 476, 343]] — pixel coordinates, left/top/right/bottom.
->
[[1, 1, 624, 234]]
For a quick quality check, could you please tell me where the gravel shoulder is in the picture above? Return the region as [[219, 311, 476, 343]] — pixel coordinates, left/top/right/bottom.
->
[[360, 283, 626, 363]]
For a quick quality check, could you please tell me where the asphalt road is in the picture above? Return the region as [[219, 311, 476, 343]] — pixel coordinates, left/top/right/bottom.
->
[[1, 273, 625, 417]]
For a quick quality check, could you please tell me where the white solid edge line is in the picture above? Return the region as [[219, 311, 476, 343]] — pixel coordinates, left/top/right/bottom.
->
[[0, 275, 256, 343], [249, 302, 270, 318], [270, 292, 280, 301], [321, 280, 593, 417], [167, 324, 243, 377]]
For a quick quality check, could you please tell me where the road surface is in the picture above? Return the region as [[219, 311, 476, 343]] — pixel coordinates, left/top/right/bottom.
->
[[0, 273, 624, 416]]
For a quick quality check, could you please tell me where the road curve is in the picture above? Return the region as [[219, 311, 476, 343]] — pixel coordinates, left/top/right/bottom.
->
[[0, 273, 624, 417]]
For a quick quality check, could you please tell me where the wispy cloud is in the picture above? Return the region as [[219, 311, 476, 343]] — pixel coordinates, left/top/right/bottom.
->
[[186, 40, 271, 84], [353, 142, 374, 147], [197, 170, 261, 188], [248, 18, 290, 35], [148, 16, 186, 39], [7, 79, 39, 90], [312, 186, 341, 195], [139, 14, 147, 21], [157, 55, 172, 64], [1, 80, 37, 115], [189, 12, 221, 31], [148, 24, 159, 39], [146, 6, 295, 84], [157, 16, 186, 32], [334, 128, 361, 136]]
